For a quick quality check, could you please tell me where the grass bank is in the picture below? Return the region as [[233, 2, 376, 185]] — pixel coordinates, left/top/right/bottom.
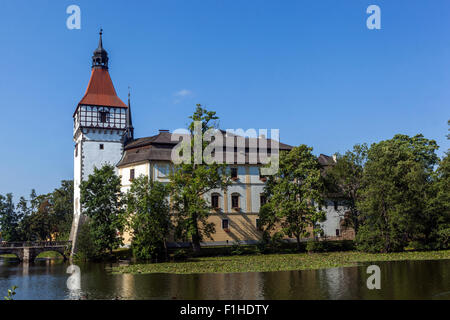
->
[[0, 254, 17, 259], [0, 251, 64, 260], [112, 250, 450, 275]]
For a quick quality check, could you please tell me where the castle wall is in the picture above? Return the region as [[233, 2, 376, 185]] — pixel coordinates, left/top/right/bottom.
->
[[117, 161, 353, 246]]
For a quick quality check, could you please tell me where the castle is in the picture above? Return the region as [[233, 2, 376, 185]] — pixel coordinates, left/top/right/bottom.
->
[[69, 32, 353, 252]]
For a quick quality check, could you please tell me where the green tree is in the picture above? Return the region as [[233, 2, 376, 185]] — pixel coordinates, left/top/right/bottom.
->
[[28, 196, 53, 240], [81, 164, 125, 257], [15, 191, 48, 241], [169, 105, 232, 253], [126, 176, 171, 260], [16, 196, 31, 240], [260, 145, 326, 251], [356, 134, 439, 252], [50, 180, 74, 240], [75, 221, 98, 260], [0, 193, 19, 241], [423, 152, 450, 249], [325, 144, 368, 234]]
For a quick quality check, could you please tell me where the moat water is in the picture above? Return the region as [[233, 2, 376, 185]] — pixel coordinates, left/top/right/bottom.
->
[[0, 257, 449, 300]]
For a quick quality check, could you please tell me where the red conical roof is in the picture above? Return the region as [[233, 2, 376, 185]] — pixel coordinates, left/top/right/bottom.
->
[[78, 68, 127, 108]]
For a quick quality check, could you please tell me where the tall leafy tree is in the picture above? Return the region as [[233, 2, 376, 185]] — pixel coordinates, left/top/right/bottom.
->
[[28, 196, 53, 241], [14, 182, 74, 242], [260, 145, 326, 251], [356, 134, 439, 252], [0, 193, 19, 241], [169, 105, 232, 253], [325, 144, 368, 234], [126, 176, 171, 260], [16, 196, 31, 240], [424, 152, 450, 249], [50, 180, 74, 240], [81, 165, 125, 256]]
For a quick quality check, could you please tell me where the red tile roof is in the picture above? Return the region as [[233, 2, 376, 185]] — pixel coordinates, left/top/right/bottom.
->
[[78, 68, 127, 108]]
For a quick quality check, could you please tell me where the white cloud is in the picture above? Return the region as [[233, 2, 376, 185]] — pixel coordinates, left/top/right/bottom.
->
[[173, 89, 193, 104], [175, 89, 192, 97]]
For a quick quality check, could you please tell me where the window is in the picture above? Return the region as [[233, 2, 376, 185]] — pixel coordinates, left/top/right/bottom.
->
[[99, 111, 109, 123], [260, 194, 267, 206], [231, 194, 239, 209], [222, 219, 229, 230], [157, 164, 168, 178], [231, 167, 238, 180], [99, 144, 104, 150], [75, 144, 78, 157], [211, 194, 219, 209], [130, 169, 135, 181], [334, 201, 338, 211], [336, 229, 340, 237]]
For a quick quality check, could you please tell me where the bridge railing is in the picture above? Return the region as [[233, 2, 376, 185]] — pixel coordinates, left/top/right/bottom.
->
[[0, 241, 72, 248]]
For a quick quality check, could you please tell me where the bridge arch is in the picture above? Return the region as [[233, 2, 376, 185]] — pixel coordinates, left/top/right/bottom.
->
[[0, 241, 71, 262], [0, 251, 21, 261], [36, 249, 67, 260]]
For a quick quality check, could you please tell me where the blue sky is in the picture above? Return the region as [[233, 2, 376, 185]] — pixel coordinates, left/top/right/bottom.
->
[[0, 0, 449, 199]]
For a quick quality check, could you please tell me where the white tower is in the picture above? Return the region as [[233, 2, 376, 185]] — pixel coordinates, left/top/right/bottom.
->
[[69, 30, 133, 254]]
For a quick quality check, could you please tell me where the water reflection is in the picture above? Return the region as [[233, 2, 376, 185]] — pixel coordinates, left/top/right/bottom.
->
[[0, 257, 449, 300]]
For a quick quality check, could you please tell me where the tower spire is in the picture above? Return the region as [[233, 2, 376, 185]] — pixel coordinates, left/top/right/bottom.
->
[[92, 28, 109, 69], [98, 28, 104, 49], [125, 86, 134, 142]]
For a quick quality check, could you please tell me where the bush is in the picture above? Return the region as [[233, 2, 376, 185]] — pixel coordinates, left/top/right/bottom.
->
[[306, 240, 355, 253], [172, 249, 188, 261], [356, 224, 390, 253], [231, 241, 243, 255], [409, 227, 450, 251], [436, 227, 450, 249], [75, 221, 101, 260]]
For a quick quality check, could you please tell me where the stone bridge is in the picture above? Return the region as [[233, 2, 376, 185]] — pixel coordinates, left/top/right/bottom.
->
[[0, 241, 71, 262]]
